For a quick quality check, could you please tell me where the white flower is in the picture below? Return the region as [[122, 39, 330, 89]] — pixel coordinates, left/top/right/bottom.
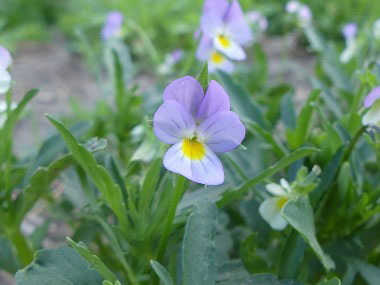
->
[[0, 100, 17, 127], [259, 179, 292, 231], [286, 1, 301, 13], [373, 19, 380, 39], [0, 45, 12, 94]]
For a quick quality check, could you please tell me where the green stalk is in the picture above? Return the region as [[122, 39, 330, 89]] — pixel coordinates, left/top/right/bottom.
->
[[8, 227, 34, 266], [156, 175, 187, 263]]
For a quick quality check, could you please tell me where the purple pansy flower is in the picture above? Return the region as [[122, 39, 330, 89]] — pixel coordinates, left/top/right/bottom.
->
[[101, 11, 124, 41], [0, 45, 12, 94], [153, 76, 245, 185], [342, 23, 358, 42], [363, 86, 380, 126], [199, 0, 252, 61]]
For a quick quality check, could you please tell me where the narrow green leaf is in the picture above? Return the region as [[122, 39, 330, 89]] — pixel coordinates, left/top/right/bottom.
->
[[46, 115, 128, 229], [182, 198, 218, 285], [150, 260, 173, 285], [197, 62, 209, 91], [218, 147, 319, 207], [67, 238, 118, 283], [282, 196, 335, 271], [15, 246, 102, 285], [278, 230, 305, 279], [139, 157, 163, 211]]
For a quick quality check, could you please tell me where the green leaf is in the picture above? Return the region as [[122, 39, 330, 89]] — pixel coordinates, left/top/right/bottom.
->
[[182, 198, 218, 285], [197, 62, 209, 91], [15, 246, 102, 285], [280, 93, 297, 129], [0, 237, 20, 273], [278, 230, 305, 279], [150, 260, 173, 285], [240, 233, 269, 273], [216, 71, 269, 129], [282, 196, 335, 271], [67, 238, 118, 283], [317, 277, 341, 285], [46, 115, 128, 229], [218, 147, 319, 207], [348, 258, 380, 285]]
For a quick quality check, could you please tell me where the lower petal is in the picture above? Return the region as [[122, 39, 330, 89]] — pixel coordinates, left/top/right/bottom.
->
[[213, 37, 246, 61], [259, 197, 288, 231], [0, 69, 11, 94], [163, 141, 224, 185]]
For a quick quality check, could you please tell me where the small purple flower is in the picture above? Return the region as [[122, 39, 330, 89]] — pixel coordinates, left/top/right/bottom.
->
[[363, 86, 380, 126], [158, 49, 184, 74], [0, 45, 12, 94], [153, 76, 245, 185], [285, 1, 312, 26], [286, 1, 300, 13], [246, 11, 268, 31], [101, 11, 124, 41], [342, 23, 358, 42], [199, 0, 252, 61]]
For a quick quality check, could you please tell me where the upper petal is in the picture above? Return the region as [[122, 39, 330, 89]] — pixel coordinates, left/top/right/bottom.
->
[[196, 80, 230, 121], [201, 0, 229, 37], [364, 86, 380, 108], [266, 183, 288, 196], [224, 0, 253, 45], [163, 76, 204, 117], [196, 34, 214, 61], [0, 69, 11, 94], [163, 141, 224, 185], [198, 111, 245, 153], [153, 100, 196, 144], [0, 46, 12, 70]]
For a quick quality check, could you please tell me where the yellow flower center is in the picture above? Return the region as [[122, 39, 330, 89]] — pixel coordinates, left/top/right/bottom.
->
[[218, 35, 231, 48], [182, 138, 206, 160], [210, 51, 224, 64], [276, 197, 289, 209]]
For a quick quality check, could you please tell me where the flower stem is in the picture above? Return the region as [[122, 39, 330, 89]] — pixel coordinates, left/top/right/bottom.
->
[[8, 227, 34, 266], [156, 175, 187, 263]]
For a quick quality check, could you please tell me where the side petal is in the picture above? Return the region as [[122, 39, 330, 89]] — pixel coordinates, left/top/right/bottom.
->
[[198, 111, 245, 153], [363, 100, 380, 126], [196, 35, 213, 61], [153, 100, 196, 144], [196, 80, 230, 121], [364, 86, 380, 108], [213, 37, 246, 61], [224, 0, 253, 45], [0, 69, 11, 94], [163, 141, 224, 185], [163, 76, 204, 117], [266, 183, 287, 196], [259, 197, 288, 231], [0, 46, 12, 70], [201, 0, 229, 37]]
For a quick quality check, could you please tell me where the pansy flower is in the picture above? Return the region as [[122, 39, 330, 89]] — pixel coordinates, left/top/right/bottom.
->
[[362, 86, 380, 126], [246, 11, 268, 32], [285, 1, 312, 27], [101, 11, 124, 41], [196, 36, 234, 73], [198, 0, 252, 62], [340, 22, 358, 63], [0, 45, 12, 94], [158, 49, 184, 74], [259, 179, 293, 230], [153, 76, 245, 185]]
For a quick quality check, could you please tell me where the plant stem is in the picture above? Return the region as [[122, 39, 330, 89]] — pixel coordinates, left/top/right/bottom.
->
[[343, 125, 368, 162], [8, 227, 34, 266], [156, 175, 187, 263]]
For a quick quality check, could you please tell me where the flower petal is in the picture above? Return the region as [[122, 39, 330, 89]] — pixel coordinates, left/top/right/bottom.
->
[[201, 0, 229, 37], [163, 141, 224, 185], [364, 86, 380, 108], [259, 197, 288, 231], [266, 183, 288, 196], [213, 37, 246, 60], [224, 0, 253, 45], [196, 80, 230, 121], [163, 76, 204, 117], [0, 46, 12, 70], [153, 100, 196, 144], [0, 69, 11, 94], [198, 111, 245, 153], [363, 100, 380, 126], [196, 35, 214, 61]]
